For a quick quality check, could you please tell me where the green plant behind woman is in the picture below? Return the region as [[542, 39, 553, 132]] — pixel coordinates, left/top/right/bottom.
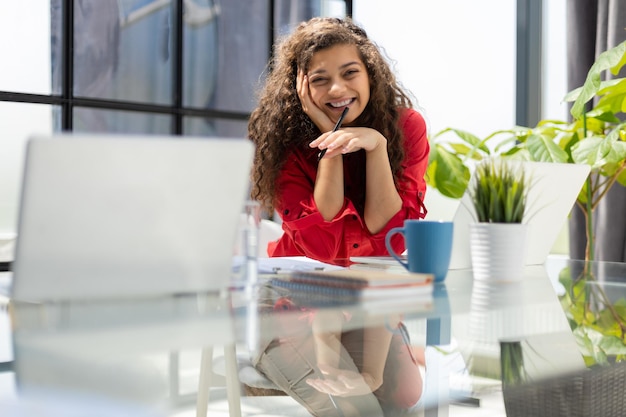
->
[[427, 40, 626, 262]]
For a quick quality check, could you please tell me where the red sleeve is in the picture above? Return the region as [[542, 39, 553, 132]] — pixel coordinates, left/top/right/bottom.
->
[[397, 108, 429, 218], [268, 109, 429, 264]]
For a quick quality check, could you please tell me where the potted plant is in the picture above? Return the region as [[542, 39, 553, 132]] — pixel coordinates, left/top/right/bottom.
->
[[428, 39, 626, 369], [427, 40, 626, 263], [467, 158, 529, 282]]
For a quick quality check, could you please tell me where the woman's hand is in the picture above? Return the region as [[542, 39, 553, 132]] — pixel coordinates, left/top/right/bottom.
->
[[310, 127, 386, 159], [306, 364, 377, 397], [297, 69, 334, 132]]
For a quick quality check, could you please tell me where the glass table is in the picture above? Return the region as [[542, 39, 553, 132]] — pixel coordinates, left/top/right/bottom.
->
[[1, 256, 625, 416]]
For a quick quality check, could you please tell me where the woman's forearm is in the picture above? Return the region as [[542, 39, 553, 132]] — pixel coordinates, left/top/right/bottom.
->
[[361, 324, 395, 391], [312, 310, 344, 368], [364, 139, 402, 233], [314, 157, 345, 221]]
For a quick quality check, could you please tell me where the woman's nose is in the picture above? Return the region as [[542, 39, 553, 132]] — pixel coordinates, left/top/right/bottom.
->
[[328, 79, 346, 95]]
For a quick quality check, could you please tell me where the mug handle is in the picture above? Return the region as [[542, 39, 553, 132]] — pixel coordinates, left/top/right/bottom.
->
[[385, 227, 409, 271]]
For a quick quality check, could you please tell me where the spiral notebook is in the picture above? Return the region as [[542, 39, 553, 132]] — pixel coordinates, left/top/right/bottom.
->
[[270, 268, 433, 301]]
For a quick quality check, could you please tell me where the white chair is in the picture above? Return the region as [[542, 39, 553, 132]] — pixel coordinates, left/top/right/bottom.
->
[[196, 218, 284, 417], [258, 219, 284, 257]]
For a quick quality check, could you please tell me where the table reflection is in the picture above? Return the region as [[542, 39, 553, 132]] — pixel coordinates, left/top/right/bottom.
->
[[9, 293, 232, 415], [4, 257, 622, 416], [243, 283, 426, 417]]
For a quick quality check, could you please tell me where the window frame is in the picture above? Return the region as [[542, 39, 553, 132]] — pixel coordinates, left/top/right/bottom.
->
[[0, 0, 353, 136]]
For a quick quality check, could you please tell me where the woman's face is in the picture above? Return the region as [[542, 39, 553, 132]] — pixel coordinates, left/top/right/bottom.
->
[[306, 44, 370, 125]]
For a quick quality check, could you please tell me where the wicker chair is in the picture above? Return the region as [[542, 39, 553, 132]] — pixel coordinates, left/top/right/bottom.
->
[[502, 361, 626, 417]]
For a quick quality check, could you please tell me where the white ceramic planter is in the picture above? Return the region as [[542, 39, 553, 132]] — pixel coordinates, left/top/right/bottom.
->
[[469, 223, 528, 282]]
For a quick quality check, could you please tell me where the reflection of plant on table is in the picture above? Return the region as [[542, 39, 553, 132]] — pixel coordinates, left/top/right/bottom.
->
[[500, 339, 526, 385], [558, 264, 626, 366]]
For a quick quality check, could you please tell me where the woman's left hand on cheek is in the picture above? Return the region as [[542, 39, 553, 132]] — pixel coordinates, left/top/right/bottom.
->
[[297, 71, 333, 132]]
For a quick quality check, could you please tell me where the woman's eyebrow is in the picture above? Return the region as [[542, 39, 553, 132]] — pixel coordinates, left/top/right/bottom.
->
[[309, 61, 362, 76], [340, 61, 362, 69]]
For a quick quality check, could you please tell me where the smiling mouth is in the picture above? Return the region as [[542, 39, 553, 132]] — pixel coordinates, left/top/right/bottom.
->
[[327, 98, 354, 108]]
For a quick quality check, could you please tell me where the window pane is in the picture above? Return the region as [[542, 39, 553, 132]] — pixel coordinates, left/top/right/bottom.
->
[[73, 0, 173, 105], [73, 108, 172, 134], [274, 0, 319, 37], [183, 0, 218, 108], [198, 1, 270, 113], [0, 102, 58, 234], [0, 3, 55, 94], [184, 117, 248, 138]]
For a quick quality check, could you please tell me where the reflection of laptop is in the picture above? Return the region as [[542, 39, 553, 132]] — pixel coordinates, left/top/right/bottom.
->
[[11, 134, 254, 302], [448, 161, 590, 269]]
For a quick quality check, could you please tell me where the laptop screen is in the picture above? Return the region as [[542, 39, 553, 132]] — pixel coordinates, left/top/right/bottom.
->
[[11, 134, 254, 302]]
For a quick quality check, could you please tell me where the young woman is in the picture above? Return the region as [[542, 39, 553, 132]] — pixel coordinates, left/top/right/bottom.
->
[[248, 17, 429, 266], [247, 17, 427, 417]]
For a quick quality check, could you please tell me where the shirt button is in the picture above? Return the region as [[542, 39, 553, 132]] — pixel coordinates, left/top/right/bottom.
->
[[353, 243, 359, 249], [283, 209, 289, 215], [351, 215, 357, 221]]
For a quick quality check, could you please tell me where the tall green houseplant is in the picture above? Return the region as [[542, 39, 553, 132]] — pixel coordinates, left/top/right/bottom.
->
[[428, 41, 626, 366], [427, 40, 626, 262]]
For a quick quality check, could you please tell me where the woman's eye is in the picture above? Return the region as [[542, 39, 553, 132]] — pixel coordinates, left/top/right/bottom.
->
[[344, 69, 359, 77], [310, 77, 327, 85]]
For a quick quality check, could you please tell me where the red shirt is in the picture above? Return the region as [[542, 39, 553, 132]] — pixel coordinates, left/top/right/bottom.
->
[[268, 108, 429, 265]]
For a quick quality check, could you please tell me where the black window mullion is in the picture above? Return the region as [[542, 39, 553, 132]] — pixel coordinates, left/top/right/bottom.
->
[[62, 0, 74, 131], [269, 0, 275, 60], [172, 0, 184, 135], [516, 0, 542, 127]]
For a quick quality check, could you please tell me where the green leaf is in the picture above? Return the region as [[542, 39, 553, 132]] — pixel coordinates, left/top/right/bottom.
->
[[431, 146, 470, 199], [525, 133, 570, 163], [599, 335, 626, 355], [597, 77, 626, 96], [571, 40, 626, 119], [596, 88, 626, 115], [571, 137, 610, 168], [564, 78, 624, 103], [617, 166, 626, 187]]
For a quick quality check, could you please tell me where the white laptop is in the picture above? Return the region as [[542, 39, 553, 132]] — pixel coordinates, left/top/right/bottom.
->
[[11, 134, 254, 302], [351, 161, 590, 270]]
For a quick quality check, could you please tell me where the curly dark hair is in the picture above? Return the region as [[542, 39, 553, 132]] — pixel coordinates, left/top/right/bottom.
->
[[248, 17, 414, 212]]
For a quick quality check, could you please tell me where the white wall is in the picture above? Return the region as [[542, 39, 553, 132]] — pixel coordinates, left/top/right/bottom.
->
[[353, 0, 517, 140], [542, 0, 568, 122], [0, 3, 52, 235]]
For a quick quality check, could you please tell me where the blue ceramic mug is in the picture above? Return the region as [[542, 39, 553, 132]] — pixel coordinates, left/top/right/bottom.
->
[[385, 220, 454, 282]]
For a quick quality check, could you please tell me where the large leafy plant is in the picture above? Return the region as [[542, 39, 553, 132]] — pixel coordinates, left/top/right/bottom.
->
[[427, 41, 626, 369], [427, 40, 626, 261]]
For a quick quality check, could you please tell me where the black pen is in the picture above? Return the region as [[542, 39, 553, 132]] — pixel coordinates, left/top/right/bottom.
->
[[318, 106, 349, 161]]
